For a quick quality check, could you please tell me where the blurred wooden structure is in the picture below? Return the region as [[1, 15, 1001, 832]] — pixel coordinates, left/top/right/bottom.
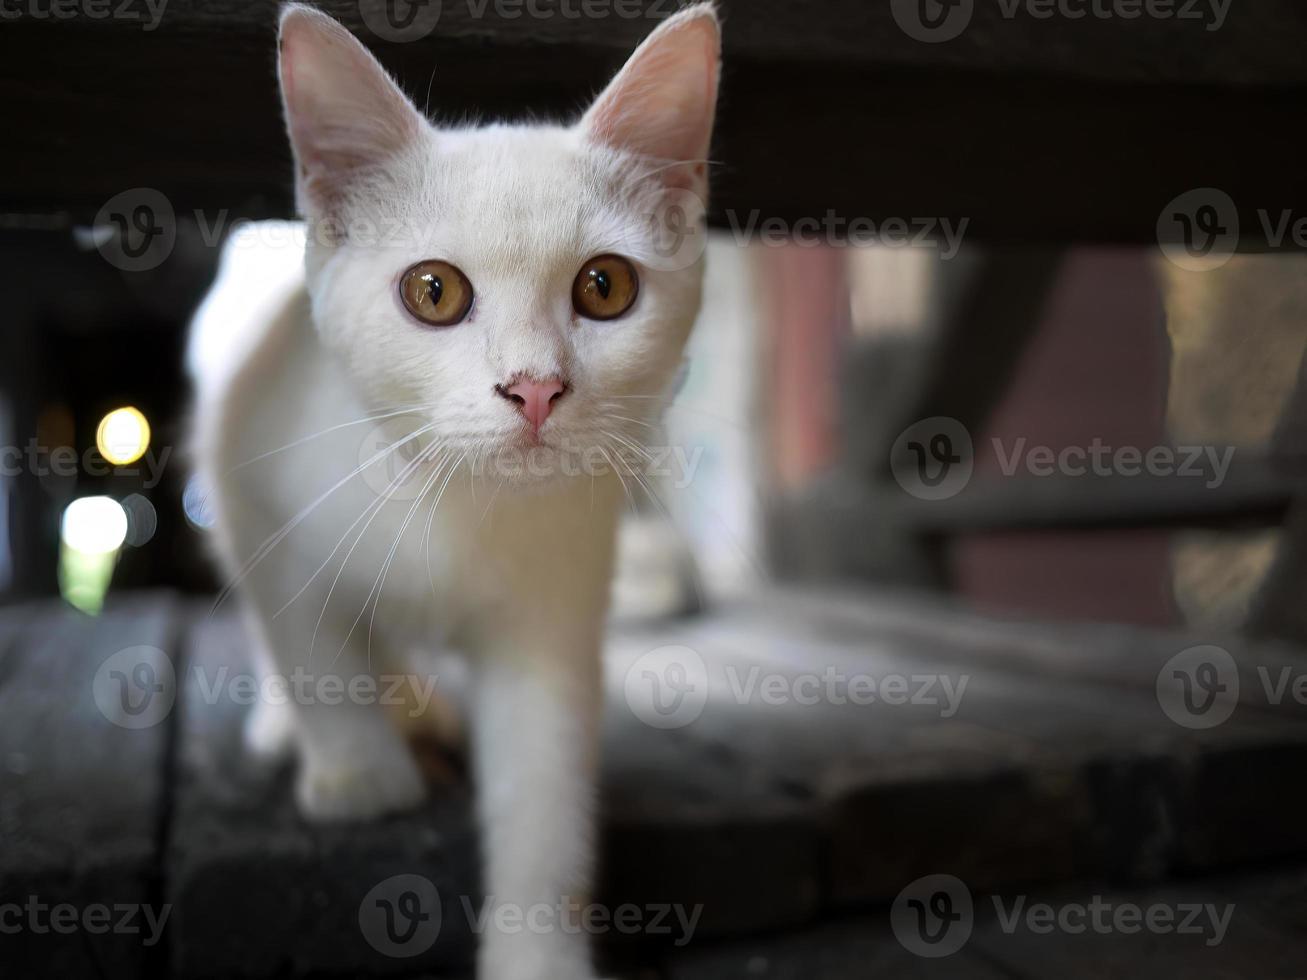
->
[[1, 0, 1306, 246]]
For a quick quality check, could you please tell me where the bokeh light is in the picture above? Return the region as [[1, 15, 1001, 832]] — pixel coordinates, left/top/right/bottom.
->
[[96, 406, 151, 466], [61, 496, 128, 554], [182, 473, 216, 530], [121, 493, 158, 547], [59, 496, 128, 615]]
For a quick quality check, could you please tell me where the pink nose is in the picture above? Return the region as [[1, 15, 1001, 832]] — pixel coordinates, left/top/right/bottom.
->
[[497, 376, 567, 434]]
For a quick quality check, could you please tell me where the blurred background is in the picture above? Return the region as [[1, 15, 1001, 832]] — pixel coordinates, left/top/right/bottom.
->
[[5, 1, 1307, 978], [4, 231, 1303, 633]]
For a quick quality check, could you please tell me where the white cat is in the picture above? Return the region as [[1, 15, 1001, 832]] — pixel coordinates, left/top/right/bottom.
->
[[188, 4, 720, 978]]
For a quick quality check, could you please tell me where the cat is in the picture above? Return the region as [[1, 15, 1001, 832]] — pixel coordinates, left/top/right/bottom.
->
[[188, 3, 720, 978]]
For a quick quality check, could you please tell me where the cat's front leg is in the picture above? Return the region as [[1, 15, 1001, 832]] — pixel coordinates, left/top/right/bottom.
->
[[239, 590, 428, 823], [470, 620, 605, 980]]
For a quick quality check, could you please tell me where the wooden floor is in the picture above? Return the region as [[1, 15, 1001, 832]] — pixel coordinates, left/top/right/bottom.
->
[[3, 588, 1307, 978]]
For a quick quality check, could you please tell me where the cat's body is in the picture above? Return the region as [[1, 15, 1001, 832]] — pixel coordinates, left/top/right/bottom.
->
[[190, 6, 719, 978]]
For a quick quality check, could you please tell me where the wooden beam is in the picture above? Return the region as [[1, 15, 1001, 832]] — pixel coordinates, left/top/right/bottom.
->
[[1, 1, 1305, 245]]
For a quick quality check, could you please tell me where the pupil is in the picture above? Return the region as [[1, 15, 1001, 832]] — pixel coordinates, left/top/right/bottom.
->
[[591, 269, 611, 300], [422, 273, 443, 306]]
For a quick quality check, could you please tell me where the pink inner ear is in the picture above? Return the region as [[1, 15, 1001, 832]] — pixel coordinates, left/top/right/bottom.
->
[[279, 8, 425, 214], [583, 11, 720, 178]]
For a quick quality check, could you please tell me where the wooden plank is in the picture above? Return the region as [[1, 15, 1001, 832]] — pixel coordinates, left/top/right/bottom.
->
[[971, 872, 1307, 979], [165, 608, 480, 979], [1, 3, 1305, 245], [664, 915, 1012, 980], [668, 866, 1307, 980], [607, 594, 1307, 904], [0, 594, 182, 979]]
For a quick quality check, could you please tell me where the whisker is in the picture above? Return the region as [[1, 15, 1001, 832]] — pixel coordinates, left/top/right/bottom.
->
[[598, 443, 637, 515], [358, 452, 456, 668], [218, 403, 437, 477], [425, 451, 469, 600], [274, 440, 448, 619], [307, 440, 443, 662], [210, 422, 438, 616]]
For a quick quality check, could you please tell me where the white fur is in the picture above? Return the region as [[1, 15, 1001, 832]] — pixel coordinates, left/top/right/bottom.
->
[[189, 6, 719, 978]]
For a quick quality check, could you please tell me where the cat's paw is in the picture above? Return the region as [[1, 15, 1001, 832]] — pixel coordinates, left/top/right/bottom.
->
[[243, 698, 297, 763], [295, 750, 426, 822]]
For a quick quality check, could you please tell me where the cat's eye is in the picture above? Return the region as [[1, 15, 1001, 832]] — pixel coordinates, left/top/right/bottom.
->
[[399, 260, 474, 327], [572, 254, 639, 321]]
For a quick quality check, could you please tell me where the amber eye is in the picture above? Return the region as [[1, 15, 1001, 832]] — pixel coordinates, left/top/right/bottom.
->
[[399, 260, 474, 327], [572, 254, 639, 321]]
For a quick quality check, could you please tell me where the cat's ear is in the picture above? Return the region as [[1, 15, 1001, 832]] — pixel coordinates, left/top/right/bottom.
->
[[278, 4, 426, 216], [580, 4, 721, 188]]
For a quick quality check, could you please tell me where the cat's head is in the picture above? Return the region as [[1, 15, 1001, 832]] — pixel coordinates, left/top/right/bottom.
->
[[277, 3, 720, 486]]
